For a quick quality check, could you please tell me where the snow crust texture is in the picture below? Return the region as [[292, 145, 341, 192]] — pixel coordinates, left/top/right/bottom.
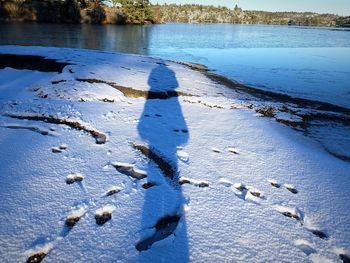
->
[[0, 46, 349, 263]]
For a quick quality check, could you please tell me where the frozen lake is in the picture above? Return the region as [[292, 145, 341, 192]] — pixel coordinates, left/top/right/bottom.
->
[[1, 23, 349, 108]]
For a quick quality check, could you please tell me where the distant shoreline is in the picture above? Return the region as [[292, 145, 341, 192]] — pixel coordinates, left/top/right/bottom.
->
[[1, 1, 349, 28]]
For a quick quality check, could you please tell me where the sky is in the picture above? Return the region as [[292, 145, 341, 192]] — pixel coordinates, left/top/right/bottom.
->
[[150, 0, 350, 15]]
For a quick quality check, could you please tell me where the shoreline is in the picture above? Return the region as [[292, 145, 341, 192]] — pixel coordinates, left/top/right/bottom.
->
[[0, 46, 349, 162], [176, 60, 350, 162]]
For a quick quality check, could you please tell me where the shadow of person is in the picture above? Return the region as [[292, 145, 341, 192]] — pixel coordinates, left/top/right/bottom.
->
[[136, 64, 189, 261]]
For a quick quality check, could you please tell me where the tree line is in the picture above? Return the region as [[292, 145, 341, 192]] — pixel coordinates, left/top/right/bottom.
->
[[151, 4, 350, 27], [1, 1, 349, 27]]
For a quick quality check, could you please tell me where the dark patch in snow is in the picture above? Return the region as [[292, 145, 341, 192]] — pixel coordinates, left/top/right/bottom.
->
[[133, 143, 177, 182], [106, 188, 122, 196], [203, 70, 350, 115], [0, 54, 69, 73], [100, 98, 115, 103], [179, 178, 209, 188], [285, 185, 298, 194], [51, 80, 66, 85], [95, 212, 112, 226], [112, 164, 147, 180], [27, 252, 46, 263], [308, 229, 328, 239], [270, 181, 281, 188], [66, 174, 84, 185], [340, 254, 350, 263], [3, 125, 50, 136], [183, 61, 350, 162], [5, 113, 107, 144], [281, 211, 301, 221], [142, 182, 157, 189], [76, 78, 192, 99], [179, 178, 191, 185], [249, 189, 262, 198], [135, 215, 180, 252], [51, 147, 62, 153], [65, 216, 81, 228]]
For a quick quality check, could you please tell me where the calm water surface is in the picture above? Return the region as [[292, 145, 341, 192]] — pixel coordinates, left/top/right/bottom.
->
[[1, 23, 349, 108]]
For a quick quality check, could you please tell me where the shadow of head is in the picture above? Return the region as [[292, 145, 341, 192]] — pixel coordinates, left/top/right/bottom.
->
[[146, 63, 179, 98]]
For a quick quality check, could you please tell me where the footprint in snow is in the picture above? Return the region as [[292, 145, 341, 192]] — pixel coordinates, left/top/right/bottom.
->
[[111, 162, 147, 180], [284, 184, 298, 194], [179, 177, 209, 188], [219, 180, 264, 202], [218, 178, 233, 187], [294, 239, 317, 255], [233, 183, 264, 203], [66, 173, 84, 185], [95, 205, 116, 226], [26, 243, 54, 263], [274, 205, 303, 222], [211, 148, 222, 153], [51, 143, 68, 153], [105, 186, 122, 196], [227, 148, 239, 155], [234, 183, 264, 198], [65, 207, 86, 229], [135, 214, 181, 252], [304, 220, 328, 239], [268, 179, 281, 188]]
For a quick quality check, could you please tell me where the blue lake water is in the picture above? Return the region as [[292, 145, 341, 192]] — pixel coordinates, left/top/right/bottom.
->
[[0, 23, 349, 108]]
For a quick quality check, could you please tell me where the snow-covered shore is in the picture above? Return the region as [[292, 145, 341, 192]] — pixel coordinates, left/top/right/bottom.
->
[[0, 46, 349, 262]]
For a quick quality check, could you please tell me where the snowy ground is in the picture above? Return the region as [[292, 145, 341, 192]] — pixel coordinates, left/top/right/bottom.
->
[[0, 46, 349, 263]]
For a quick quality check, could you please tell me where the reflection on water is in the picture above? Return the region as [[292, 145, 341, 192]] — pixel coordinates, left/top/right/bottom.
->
[[0, 23, 153, 55]]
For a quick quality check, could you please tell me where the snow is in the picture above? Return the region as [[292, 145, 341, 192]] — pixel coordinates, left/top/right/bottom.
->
[[0, 46, 349, 262]]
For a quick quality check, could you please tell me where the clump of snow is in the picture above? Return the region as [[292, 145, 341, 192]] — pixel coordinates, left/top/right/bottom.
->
[[177, 149, 189, 162]]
